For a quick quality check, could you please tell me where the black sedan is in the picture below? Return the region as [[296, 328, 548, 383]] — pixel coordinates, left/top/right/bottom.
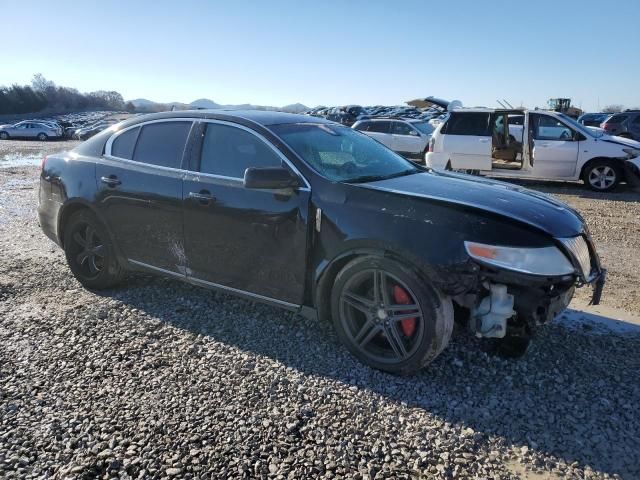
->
[[38, 111, 605, 374]]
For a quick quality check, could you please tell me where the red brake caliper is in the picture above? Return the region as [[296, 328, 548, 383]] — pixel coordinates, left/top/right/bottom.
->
[[393, 285, 416, 337]]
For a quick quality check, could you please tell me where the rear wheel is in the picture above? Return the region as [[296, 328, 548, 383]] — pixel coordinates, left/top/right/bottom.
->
[[37, 132, 48, 141], [63, 210, 124, 289], [331, 256, 453, 375], [583, 159, 621, 192]]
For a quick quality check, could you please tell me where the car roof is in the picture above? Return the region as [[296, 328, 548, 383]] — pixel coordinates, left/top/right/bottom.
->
[[118, 109, 335, 128]]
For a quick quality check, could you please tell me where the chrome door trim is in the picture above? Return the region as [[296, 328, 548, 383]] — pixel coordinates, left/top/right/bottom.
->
[[127, 259, 300, 311], [128, 259, 185, 278], [189, 276, 300, 310]]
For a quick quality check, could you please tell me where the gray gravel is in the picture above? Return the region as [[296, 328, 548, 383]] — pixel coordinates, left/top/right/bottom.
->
[[1, 165, 639, 479]]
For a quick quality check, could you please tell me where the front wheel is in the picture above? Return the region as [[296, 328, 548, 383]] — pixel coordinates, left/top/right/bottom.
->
[[331, 256, 453, 375], [37, 133, 48, 141], [583, 160, 620, 192], [63, 210, 124, 289], [0, 132, 9, 140]]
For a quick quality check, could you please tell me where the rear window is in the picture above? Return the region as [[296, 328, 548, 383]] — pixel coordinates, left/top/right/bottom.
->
[[111, 127, 140, 160], [607, 114, 628, 124], [133, 121, 191, 168], [442, 113, 490, 136]]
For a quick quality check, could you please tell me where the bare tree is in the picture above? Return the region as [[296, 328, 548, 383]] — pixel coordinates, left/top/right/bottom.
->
[[602, 104, 624, 113], [31, 73, 55, 92]]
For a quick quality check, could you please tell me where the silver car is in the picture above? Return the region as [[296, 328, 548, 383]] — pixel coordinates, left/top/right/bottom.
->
[[0, 121, 63, 141]]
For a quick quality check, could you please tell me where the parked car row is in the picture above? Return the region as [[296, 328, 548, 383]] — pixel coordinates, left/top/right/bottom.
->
[[304, 98, 449, 127], [0, 110, 129, 141]]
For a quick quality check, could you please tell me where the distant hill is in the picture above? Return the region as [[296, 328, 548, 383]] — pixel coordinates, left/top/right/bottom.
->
[[128, 97, 308, 113], [190, 98, 220, 109]]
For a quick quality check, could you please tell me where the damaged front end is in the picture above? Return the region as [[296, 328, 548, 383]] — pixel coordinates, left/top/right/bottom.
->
[[449, 235, 605, 341]]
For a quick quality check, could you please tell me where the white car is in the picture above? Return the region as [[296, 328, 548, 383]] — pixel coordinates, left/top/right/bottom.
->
[[426, 108, 640, 191], [352, 118, 434, 163]]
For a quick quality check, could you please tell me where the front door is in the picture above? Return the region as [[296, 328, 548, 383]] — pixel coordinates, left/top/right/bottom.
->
[[391, 121, 423, 157], [529, 113, 579, 178], [96, 120, 192, 273], [183, 121, 310, 305]]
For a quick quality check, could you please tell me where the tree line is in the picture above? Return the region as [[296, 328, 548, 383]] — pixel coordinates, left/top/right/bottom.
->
[[0, 74, 134, 115]]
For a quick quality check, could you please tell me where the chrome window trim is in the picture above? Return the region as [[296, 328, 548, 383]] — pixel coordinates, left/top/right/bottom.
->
[[103, 117, 311, 191], [104, 118, 195, 159]]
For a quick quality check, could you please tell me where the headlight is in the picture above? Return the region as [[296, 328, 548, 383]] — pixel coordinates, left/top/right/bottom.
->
[[464, 241, 575, 276], [622, 148, 640, 159]]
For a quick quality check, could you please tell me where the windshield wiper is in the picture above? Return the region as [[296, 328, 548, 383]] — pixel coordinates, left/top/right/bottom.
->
[[346, 169, 418, 184]]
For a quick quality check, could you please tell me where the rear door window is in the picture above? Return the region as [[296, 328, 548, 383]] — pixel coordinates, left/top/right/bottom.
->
[[442, 113, 490, 136], [111, 127, 140, 160], [392, 122, 416, 135], [199, 123, 282, 178], [353, 122, 369, 131], [132, 121, 191, 169], [367, 121, 391, 133]]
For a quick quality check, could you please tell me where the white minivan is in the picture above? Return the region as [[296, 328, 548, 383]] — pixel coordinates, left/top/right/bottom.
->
[[352, 118, 434, 163], [425, 108, 640, 191]]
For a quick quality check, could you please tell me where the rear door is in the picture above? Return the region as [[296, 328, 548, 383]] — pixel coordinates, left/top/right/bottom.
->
[[390, 121, 423, 157], [97, 120, 192, 274], [362, 121, 392, 148], [440, 112, 492, 169], [629, 114, 640, 140], [529, 113, 579, 178], [182, 120, 310, 305]]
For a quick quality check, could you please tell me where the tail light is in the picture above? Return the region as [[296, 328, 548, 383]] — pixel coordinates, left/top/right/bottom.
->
[[428, 137, 435, 153], [41, 155, 48, 171], [602, 123, 614, 130]]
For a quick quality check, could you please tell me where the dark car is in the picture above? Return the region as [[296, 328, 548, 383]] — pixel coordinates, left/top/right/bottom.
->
[[600, 111, 640, 140], [38, 111, 605, 374], [577, 113, 610, 128]]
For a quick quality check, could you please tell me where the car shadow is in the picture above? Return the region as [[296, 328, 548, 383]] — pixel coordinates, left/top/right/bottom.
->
[[98, 275, 640, 478], [492, 177, 640, 202]]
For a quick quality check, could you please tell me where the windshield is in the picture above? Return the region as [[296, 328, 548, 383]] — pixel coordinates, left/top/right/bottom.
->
[[411, 121, 435, 135], [557, 113, 602, 138], [271, 123, 419, 183]]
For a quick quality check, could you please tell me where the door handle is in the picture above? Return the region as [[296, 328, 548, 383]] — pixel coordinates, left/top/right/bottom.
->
[[100, 175, 121, 187], [479, 138, 490, 143], [188, 190, 215, 204]]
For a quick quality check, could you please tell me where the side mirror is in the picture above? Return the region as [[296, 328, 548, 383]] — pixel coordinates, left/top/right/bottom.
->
[[408, 130, 419, 136], [243, 167, 300, 190]]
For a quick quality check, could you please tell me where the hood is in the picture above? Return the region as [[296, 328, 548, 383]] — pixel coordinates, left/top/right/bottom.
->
[[599, 135, 640, 149], [360, 171, 584, 238]]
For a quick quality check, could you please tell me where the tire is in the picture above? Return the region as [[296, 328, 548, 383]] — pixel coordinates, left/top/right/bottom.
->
[[37, 133, 48, 141], [583, 159, 621, 192], [0, 132, 9, 140], [330, 255, 453, 375], [63, 210, 124, 289]]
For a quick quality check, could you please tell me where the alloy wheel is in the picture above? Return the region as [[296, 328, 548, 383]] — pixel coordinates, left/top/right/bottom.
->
[[68, 223, 105, 279], [588, 166, 616, 190], [339, 269, 425, 364]]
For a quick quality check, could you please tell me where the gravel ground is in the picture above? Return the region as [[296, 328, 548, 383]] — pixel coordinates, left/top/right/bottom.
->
[[1, 159, 639, 479]]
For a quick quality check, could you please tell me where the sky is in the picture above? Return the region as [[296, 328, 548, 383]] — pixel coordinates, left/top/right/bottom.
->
[[1, 0, 639, 111]]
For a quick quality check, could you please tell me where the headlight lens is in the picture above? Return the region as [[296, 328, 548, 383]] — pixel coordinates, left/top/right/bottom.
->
[[622, 148, 640, 159], [464, 241, 575, 276]]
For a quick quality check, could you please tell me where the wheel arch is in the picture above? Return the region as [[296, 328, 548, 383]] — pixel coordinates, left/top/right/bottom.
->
[[58, 200, 127, 267], [579, 156, 627, 183], [313, 246, 440, 323]]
